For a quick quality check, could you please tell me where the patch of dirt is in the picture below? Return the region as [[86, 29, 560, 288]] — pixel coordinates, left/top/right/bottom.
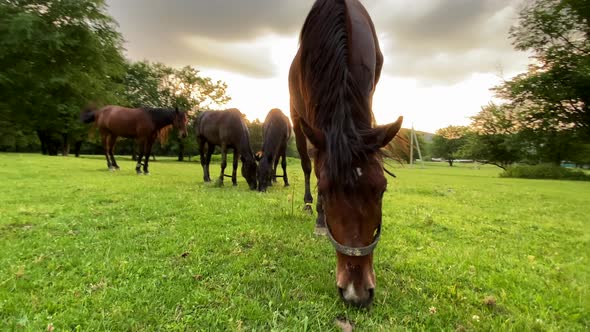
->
[[335, 317, 354, 332]]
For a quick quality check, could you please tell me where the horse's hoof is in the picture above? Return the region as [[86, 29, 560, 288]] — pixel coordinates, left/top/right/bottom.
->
[[108, 167, 115, 172], [232, 183, 238, 187], [284, 183, 290, 187], [136, 171, 143, 176], [143, 172, 150, 176], [314, 226, 327, 236], [303, 205, 313, 215]]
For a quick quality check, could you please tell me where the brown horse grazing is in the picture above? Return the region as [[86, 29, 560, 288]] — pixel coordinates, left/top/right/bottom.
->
[[289, 0, 403, 307], [195, 109, 257, 190], [81, 105, 188, 174], [255, 108, 292, 192]]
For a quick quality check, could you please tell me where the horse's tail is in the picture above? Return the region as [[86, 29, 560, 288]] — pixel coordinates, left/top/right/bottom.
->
[[299, 0, 367, 188], [80, 105, 97, 124]]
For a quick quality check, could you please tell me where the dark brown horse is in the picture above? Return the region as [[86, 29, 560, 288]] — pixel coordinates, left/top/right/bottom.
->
[[195, 109, 257, 190], [289, 0, 403, 307], [81, 105, 188, 174], [255, 108, 292, 192]]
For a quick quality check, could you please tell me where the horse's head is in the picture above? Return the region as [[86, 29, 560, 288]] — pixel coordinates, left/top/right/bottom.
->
[[303, 116, 403, 308], [241, 154, 258, 190], [255, 151, 273, 192], [173, 108, 188, 138]]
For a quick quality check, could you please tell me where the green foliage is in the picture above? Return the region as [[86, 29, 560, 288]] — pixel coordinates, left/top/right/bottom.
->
[[121, 61, 230, 114], [463, 103, 526, 169], [431, 126, 469, 166], [501, 164, 590, 181], [0, 0, 126, 153], [492, 0, 590, 165], [0, 154, 588, 330]]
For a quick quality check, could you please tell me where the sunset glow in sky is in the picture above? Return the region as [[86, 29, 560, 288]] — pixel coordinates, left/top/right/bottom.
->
[[106, 0, 531, 133]]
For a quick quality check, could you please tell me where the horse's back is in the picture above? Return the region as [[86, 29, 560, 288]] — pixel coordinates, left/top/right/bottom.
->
[[289, 0, 381, 121], [197, 109, 247, 147], [264, 109, 291, 144], [95, 106, 151, 137], [345, 0, 381, 96]]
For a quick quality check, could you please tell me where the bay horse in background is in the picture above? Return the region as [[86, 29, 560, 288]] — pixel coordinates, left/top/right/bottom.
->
[[289, 0, 403, 307], [255, 108, 292, 192], [81, 105, 188, 174], [195, 109, 257, 190]]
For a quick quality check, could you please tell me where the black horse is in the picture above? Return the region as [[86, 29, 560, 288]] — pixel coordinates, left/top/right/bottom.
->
[[195, 109, 257, 189], [256, 108, 291, 192]]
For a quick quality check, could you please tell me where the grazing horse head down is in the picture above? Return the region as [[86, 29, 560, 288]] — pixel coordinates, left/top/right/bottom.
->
[[256, 108, 292, 192], [289, 0, 403, 307], [195, 109, 258, 189]]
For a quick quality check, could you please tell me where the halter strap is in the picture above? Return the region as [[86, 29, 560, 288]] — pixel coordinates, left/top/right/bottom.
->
[[325, 224, 381, 257]]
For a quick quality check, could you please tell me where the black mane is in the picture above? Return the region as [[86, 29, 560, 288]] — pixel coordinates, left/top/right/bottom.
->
[[299, 0, 374, 189], [142, 107, 177, 129]]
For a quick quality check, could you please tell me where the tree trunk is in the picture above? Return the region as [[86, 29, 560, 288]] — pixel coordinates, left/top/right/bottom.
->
[[62, 133, 69, 156], [448, 159, 454, 167], [74, 141, 82, 157], [37, 130, 48, 155], [178, 140, 185, 161]]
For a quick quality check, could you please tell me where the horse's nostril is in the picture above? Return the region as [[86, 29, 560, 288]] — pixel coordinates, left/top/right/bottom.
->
[[367, 288, 375, 303], [338, 286, 374, 308], [337, 287, 345, 300]]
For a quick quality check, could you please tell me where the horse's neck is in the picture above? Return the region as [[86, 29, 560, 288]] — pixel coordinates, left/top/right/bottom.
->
[[152, 110, 174, 129], [237, 128, 254, 163]]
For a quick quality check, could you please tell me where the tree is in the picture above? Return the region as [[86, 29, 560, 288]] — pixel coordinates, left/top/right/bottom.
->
[[431, 126, 468, 166], [0, 0, 126, 155], [492, 0, 590, 165], [462, 103, 524, 169]]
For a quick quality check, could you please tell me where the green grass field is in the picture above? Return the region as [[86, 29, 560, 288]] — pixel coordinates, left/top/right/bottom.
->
[[0, 154, 588, 331]]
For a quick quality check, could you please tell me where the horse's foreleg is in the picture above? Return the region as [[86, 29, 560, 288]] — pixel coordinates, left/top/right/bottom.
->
[[281, 149, 289, 187], [292, 118, 313, 214], [219, 144, 227, 186], [205, 142, 214, 182], [143, 138, 155, 175], [314, 193, 326, 235], [232, 150, 239, 186], [101, 133, 112, 170], [198, 139, 209, 182], [271, 155, 280, 185], [136, 139, 145, 175], [109, 135, 120, 170]]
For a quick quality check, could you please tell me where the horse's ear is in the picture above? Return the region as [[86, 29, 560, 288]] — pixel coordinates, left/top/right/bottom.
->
[[300, 120, 325, 149], [175, 107, 179, 114], [363, 116, 403, 148], [255, 151, 263, 161]]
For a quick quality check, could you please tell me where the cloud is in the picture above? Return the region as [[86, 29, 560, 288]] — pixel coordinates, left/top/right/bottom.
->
[[106, 0, 312, 77], [368, 0, 529, 83], [106, 0, 529, 82]]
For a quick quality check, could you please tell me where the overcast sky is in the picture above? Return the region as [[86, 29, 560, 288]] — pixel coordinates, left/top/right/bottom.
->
[[105, 0, 530, 132]]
